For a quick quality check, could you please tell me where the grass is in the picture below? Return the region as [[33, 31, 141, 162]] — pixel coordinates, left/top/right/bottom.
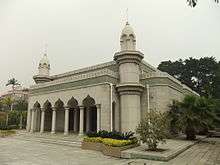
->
[[0, 130, 16, 138]]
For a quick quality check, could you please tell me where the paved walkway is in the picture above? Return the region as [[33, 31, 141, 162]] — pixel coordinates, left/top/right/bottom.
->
[[0, 137, 219, 165]]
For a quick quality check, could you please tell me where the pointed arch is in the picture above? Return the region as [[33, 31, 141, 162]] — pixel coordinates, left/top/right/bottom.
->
[[33, 101, 41, 109], [43, 100, 52, 110], [67, 97, 78, 109], [54, 98, 64, 109], [82, 95, 96, 107]]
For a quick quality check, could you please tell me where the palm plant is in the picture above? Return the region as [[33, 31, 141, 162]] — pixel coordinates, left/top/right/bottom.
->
[[6, 78, 20, 111], [169, 95, 219, 140]]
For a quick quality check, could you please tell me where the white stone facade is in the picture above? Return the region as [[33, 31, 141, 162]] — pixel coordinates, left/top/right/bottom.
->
[[27, 22, 199, 135]]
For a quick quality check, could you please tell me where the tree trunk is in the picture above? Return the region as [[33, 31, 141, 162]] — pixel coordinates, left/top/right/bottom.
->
[[185, 124, 196, 140], [19, 113, 23, 129]]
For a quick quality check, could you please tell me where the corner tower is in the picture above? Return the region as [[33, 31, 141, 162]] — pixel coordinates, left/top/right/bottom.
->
[[114, 22, 144, 132], [33, 53, 51, 84]]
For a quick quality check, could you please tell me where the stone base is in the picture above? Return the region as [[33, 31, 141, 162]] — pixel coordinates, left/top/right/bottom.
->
[[121, 136, 207, 161], [81, 141, 139, 158]]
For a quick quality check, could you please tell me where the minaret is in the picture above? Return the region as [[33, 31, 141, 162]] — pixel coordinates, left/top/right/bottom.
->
[[114, 22, 144, 132], [33, 53, 51, 84]]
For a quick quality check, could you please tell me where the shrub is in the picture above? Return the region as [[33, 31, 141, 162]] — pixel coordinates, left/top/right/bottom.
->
[[86, 130, 135, 140], [84, 137, 103, 143], [83, 137, 138, 147], [102, 138, 136, 147], [136, 110, 168, 151]]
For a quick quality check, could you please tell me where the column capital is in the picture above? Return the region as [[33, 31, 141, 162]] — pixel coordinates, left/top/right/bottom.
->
[[41, 108, 46, 112], [64, 107, 69, 111], [79, 106, 84, 110], [52, 107, 56, 111], [96, 104, 101, 109]]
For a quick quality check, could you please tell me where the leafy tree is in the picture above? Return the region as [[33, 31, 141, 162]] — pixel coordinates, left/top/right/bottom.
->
[[187, 0, 219, 7], [1, 97, 13, 126], [213, 62, 220, 99], [14, 98, 28, 129], [136, 110, 168, 151], [5, 78, 20, 111], [158, 57, 219, 98]]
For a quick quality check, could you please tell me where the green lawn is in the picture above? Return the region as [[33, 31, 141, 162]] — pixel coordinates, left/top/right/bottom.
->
[[0, 130, 16, 138]]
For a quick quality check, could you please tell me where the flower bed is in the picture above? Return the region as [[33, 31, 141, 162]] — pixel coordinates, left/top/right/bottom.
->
[[81, 131, 139, 158]]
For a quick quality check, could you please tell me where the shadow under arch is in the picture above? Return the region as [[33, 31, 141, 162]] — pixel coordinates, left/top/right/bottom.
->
[[54, 98, 65, 132], [82, 95, 97, 133], [43, 100, 52, 132]]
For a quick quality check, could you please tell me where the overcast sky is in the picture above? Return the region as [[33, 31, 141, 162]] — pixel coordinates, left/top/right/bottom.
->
[[0, 0, 219, 93]]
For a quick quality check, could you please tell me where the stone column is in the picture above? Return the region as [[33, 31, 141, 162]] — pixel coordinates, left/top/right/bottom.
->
[[86, 107, 91, 132], [74, 109, 78, 132], [30, 109, 35, 133], [64, 107, 69, 135], [51, 107, 56, 134], [40, 109, 45, 133], [96, 104, 101, 132], [26, 108, 32, 132], [79, 106, 84, 135]]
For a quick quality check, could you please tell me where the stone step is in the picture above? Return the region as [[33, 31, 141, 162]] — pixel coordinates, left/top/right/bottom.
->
[[14, 135, 82, 148]]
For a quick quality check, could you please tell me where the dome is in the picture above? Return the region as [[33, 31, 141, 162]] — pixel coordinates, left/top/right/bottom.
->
[[39, 54, 50, 67], [121, 22, 136, 37]]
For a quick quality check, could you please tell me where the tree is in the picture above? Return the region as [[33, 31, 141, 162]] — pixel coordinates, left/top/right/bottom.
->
[[169, 95, 219, 140], [1, 97, 13, 126], [14, 98, 28, 129], [213, 62, 220, 99], [158, 57, 218, 98], [5, 78, 20, 111], [136, 110, 168, 151], [187, 0, 219, 7]]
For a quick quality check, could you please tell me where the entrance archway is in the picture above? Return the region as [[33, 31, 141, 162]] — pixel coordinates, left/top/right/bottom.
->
[[83, 95, 97, 133], [67, 97, 79, 133], [54, 99, 65, 132], [43, 100, 52, 132], [33, 101, 41, 132]]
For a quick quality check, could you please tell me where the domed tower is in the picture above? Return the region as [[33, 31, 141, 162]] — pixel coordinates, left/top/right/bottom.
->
[[33, 53, 51, 84], [114, 22, 144, 132]]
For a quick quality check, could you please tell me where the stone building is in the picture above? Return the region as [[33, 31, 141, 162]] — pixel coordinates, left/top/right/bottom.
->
[[26, 22, 198, 135]]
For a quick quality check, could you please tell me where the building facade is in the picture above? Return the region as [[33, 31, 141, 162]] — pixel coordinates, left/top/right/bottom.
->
[[26, 22, 198, 135]]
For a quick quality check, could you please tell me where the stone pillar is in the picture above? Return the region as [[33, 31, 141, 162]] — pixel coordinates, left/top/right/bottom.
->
[[86, 107, 91, 132], [74, 109, 78, 132], [96, 104, 101, 132], [64, 107, 69, 135], [40, 109, 45, 133], [51, 107, 56, 134], [79, 106, 84, 135], [30, 109, 35, 133], [26, 108, 32, 132]]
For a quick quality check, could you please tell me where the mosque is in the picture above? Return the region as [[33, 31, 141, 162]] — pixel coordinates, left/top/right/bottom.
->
[[26, 22, 198, 135]]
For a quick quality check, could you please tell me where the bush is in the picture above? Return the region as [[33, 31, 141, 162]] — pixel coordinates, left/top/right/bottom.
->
[[86, 130, 135, 140], [83, 137, 138, 147], [102, 138, 136, 147], [136, 110, 168, 151], [84, 137, 103, 143]]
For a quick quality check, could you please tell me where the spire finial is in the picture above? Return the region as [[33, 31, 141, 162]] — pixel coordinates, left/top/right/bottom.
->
[[126, 8, 129, 25], [44, 43, 48, 56]]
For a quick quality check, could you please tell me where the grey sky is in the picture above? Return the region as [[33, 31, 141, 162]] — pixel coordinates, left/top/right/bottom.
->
[[0, 0, 219, 93]]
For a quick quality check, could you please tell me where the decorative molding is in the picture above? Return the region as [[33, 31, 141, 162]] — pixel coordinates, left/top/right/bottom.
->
[[116, 83, 145, 96], [31, 68, 118, 90], [114, 50, 144, 65], [51, 61, 116, 79]]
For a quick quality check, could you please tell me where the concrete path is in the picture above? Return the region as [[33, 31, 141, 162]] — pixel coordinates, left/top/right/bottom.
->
[[0, 137, 219, 165]]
